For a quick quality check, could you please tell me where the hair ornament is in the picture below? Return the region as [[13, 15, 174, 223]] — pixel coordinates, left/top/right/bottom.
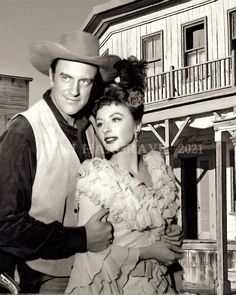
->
[[127, 90, 144, 107], [113, 56, 147, 106]]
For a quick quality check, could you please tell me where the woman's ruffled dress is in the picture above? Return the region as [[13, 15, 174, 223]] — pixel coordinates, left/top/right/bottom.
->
[[66, 151, 180, 295]]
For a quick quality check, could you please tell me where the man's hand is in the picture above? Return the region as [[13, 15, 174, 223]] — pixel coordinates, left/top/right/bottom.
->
[[85, 208, 113, 252], [162, 224, 184, 247], [139, 241, 184, 266]]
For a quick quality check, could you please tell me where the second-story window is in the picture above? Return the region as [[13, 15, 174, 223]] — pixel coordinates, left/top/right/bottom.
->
[[141, 31, 163, 76], [183, 18, 207, 66], [229, 9, 236, 51]]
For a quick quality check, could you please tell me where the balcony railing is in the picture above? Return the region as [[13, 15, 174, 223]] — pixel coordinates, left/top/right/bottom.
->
[[145, 53, 236, 104]]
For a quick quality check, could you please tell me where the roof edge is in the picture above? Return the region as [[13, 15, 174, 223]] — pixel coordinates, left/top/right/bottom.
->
[[82, 0, 173, 37]]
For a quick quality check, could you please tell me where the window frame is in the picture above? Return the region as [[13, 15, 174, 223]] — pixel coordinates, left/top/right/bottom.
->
[[181, 17, 208, 67], [141, 30, 164, 75], [227, 8, 236, 53]]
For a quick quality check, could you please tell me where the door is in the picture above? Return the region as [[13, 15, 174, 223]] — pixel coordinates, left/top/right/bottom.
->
[[197, 155, 216, 239], [181, 157, 198, 239]]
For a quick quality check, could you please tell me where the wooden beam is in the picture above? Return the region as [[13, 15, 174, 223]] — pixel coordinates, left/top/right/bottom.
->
[[171, 117, 190, 147], [147, 123, 165, 147], [228, 130, 236, 137], [165, 119, 170, 147], [143, 91, 236, 123], [215, 130, 231, 295], [164, 120, 171, 165]]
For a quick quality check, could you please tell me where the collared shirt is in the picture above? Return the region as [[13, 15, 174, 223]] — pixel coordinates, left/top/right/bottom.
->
[[0, 90, 91, 260]]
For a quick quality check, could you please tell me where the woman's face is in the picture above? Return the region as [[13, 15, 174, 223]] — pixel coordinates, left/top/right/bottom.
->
[[96, 103, 138, 153]]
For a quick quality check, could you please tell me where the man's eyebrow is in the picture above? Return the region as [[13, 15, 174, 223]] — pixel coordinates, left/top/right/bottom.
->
[[59, 72, 72, 78]]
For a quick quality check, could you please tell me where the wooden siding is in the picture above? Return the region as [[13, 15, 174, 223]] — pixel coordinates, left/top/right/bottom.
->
[[0, 75, 31, 135], [99, 0, 236, 71], [0, 78, 28, 107]]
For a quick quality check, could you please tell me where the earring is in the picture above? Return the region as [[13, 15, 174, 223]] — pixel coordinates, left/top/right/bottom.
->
[[134, 130, 138, 141]]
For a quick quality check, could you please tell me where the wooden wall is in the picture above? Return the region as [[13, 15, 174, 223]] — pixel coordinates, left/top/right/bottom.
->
[[0, 75, 32, 136], [100, 0, 236, 70]]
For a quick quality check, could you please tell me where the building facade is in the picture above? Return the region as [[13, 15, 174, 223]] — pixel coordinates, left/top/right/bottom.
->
[[0, 74, 32, 135], [83, 0, 236, 293]]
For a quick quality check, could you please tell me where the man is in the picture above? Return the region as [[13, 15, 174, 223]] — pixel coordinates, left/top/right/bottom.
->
[[0, 31, 183, 293]]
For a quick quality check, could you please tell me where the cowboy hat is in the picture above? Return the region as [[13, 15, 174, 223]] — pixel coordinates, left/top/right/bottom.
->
[[29, 30, 121, 82]]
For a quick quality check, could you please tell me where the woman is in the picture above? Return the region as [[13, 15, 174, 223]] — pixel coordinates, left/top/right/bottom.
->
[[66, 56, 183, 295]]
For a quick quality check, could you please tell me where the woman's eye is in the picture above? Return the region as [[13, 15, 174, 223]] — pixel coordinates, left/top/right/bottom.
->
[[112, 117, 121, 122], [96, 122, 102, 128]]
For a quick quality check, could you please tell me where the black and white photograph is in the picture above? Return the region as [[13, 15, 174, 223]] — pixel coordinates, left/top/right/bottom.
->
[[0, 0, 236, 294]]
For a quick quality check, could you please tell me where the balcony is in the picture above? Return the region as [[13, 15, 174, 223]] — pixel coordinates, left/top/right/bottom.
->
[[145, 53, 236, 104]]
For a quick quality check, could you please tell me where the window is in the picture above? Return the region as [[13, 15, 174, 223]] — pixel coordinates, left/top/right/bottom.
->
[[229, 9, 236, 51], [141, 31, 163, 76], [183, 19, 207, 67]]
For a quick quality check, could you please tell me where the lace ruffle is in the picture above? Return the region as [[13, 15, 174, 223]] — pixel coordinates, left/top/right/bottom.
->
[[75, 150, 179, 239]]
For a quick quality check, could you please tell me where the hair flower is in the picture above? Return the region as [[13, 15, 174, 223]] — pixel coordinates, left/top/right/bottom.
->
[[127, 90, 144, 107]]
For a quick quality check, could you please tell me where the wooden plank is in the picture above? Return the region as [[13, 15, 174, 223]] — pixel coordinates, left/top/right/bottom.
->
[[171, 116, 190, 147], [143, 89, 236, 123], [0, 115, 6, 136], [147, 123, 165, 146], [0, 77, 28, 106], [214, 130, 231, 295]]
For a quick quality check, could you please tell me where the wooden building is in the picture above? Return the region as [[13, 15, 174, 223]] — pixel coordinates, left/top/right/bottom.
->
[[0, 74, 32, 136], [83, 0, 236, 293]]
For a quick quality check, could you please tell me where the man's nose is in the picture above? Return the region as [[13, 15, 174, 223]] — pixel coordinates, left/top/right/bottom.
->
[[70, 81, 80, 96]]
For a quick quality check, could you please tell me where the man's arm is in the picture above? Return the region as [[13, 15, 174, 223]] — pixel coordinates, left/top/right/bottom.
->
[[0, 116, 87, 260]]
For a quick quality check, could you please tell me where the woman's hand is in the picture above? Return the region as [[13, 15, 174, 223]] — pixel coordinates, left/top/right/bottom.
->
[[139, 240, 184, 266], [162, 224, 184, 247]]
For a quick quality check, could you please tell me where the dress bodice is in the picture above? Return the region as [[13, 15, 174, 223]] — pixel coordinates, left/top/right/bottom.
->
[[76, 150, 179, 242]]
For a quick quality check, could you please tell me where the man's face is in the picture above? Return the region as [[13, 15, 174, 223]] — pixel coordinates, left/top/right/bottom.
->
[[49, 59, 97, 122]]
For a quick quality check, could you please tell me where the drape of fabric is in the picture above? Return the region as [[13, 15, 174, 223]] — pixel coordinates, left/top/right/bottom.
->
[[66, 150, 180, 295]]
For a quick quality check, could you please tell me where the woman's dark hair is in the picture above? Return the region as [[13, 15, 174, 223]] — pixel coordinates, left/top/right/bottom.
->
[[92, 83, 144, 122], [82, 69, 105, 118], [92, 56, 147, 122]]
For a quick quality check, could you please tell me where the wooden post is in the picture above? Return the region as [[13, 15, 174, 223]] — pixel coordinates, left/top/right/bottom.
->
[[169, 65, 175, 99], [215, 130, 231, 295], [232, 49, 236, 86], [231, 136, 236, 212], [164, 119, 171, 166]]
